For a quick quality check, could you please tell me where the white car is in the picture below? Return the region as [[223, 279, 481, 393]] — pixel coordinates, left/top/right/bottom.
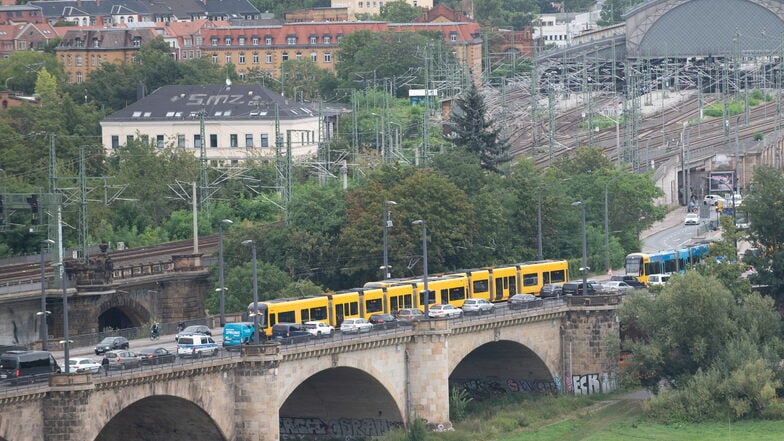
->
[[703, 194, 726, 206], [304, 321, 334, 336], [428, 304, 463, 319], [461, 298, 494, 314], [340, 318, 373, 334], [684, 213, 700, 225], [69, 357, 102, 374], [647, 274, 671, 286], [600, 281, 633, 294]]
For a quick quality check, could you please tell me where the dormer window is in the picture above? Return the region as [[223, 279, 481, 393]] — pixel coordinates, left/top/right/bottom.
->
[[92, 37, 99, 47], [75, 37, 83, 48], [238, 36, 245, 45], [265, 35, 272, 45], [309, 35, 317, 44], [252, 36, 259, 45], [323, 35, 331, 44], [286, 35, 296, 45], [132, 37, 142, 47], [450, 32, 458, 42], [224, 36, 232, 45], [211, 36, 218, 46]]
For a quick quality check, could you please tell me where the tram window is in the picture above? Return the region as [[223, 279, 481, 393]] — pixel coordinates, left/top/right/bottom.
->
[[448, 287, 466, 301], [550, 270, 566, 283], [366, 298, 383, 313], [504, 278, 509, 289], [350, 302, 358, 315], [473, 280, 488, 293], [278, 311, 295, 323], [310, 306, 327, 321], [391, 297, 399, 311], [508, 276, 516, 294], [301, 310, 310, 321], [419, 290, 435, 305], [523, 273, 538, 287], [270, 314, 277, 326]]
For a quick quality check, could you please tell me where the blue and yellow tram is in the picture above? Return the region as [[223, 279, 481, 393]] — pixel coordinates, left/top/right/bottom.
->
[[624, 243, 709, 285]]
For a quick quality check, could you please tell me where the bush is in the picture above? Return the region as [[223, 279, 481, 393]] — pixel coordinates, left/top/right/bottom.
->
[[449, 388, 473, 423]]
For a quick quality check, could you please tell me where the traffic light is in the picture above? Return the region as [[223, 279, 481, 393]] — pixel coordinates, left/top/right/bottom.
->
[[27, 194, 39, 225]]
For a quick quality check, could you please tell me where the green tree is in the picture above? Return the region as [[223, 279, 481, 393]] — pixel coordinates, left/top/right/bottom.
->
[[0, 51, 65, 94], [598, 0, 644, 26], [450, 83, 510, 173], [280, 59, 336, 101], [743, 166, 784, 303], [379, 0, 423, 22]]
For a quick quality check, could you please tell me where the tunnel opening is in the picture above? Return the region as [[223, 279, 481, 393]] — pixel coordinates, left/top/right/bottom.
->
[[94, 395, 226, 441], [97, 306, 144, 332], [280, 366, 404, 440], [449, 340, 557, 400]]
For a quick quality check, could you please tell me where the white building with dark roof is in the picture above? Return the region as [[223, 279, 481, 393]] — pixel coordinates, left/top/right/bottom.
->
[[100, 84, 323, 164]]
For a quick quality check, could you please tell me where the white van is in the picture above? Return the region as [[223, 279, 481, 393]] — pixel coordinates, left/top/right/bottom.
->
[[647, 274, 671, 286], [176, 335, 219, 358]]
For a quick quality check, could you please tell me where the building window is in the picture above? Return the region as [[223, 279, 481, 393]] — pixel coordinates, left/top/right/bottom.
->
[[359, 1, 363, 7], [295, 52, 302, 60], [195, 37, 203, 45], [245, 134, 253, 148], [323, 35, 331, 44], [238, 36, 245, 45], [211, 37, 218, 46], [310, 35, 317, 44], [265, 36, 272, 45], [76, 55, 82, 66], [282, 52, 288, 61], [75, 38, 83, 48], [211, 53, 218, 64], [177, 134, 186, 148], [76, 72, 82, 83], [224, 36, 232, 45], [252, 52, 259, 64], [287, 36, 296, 45], [239, 72, 245, 80], [111, 135, 119, 149], [310, 52, 317, 62], [324, 52, 332, 63], [184, 38, 191, 47], [252, 36, 259, 45], [450, 32, 458, 42], [225, 53, 231, 63], [210, 134, 218, 147], [90, 55, 95, 66], [92, 37, 99, 47], [132, 37, 141, 47], [265, 53, 272, 63], [260, 133, 269, 147], [140, 135, 149, 146], [230, 134, 238, 147], [156, 135, 165, 148], [194, 134, 201, 148], [127, 135, 134, 145], [239, 53, 245, 64]]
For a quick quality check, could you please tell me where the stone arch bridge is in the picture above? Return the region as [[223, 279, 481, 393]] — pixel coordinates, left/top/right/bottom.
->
[[0, 296, 620, 441]]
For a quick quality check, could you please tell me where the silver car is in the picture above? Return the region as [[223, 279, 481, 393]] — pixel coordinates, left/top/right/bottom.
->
[[461, 299, 494, 314], [340, 318, 373, 333]]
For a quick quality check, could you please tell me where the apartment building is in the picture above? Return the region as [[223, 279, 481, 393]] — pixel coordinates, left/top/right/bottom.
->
[[100, 84, 323, 164]]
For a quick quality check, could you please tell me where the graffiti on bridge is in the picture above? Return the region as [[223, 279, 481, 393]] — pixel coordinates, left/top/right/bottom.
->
[[451, 377, 559, 399], [571, 372, 617, 395], [280, 417, 403, 439]]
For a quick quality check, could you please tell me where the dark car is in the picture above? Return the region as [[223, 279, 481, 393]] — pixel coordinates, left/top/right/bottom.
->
[[94, 336, 129, 355], [562, 281, 597, 296], [368, 313, 398, 329], [539, 284, 563, 298], [271, 323, 311, 344], [175, 325, 212, 342], [610, 275, 646, 289], [0, 351, 60, 385], [137, 347, 176, 365], [394, 308, 425, 324], [508, 294, 543, 310]]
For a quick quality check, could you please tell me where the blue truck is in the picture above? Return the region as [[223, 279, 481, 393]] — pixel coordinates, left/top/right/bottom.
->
[[222, 322, 257, 351]]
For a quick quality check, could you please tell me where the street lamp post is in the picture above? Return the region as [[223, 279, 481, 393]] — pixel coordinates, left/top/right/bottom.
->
[[412, 220, 429, 318], [382, 200, 397, 279], [217, 219, 233, 327], [38, 239, 55, 350], [241, 239, 262, 345], [572, 201, 589, 296], [537, 188, 543, 260], [58, 261, 70, 373], [603, 177, 619, 275]]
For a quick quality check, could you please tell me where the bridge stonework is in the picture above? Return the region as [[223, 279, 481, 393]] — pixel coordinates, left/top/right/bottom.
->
[[0, 298, 621, 441]]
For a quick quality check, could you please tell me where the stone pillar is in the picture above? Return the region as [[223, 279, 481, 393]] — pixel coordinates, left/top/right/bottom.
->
[[562, 295, 620, 395], [234, 344, 282, 441], [406, 319, 452, 431], [43, 374, 95, 440]]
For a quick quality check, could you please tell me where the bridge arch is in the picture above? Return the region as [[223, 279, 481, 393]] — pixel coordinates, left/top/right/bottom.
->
[[92, 395, 227, 441], [447, 320, 562, 394], [96, 295, 150, 331]]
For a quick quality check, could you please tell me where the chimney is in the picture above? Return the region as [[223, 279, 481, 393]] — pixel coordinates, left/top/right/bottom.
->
[[137, 81, 146, 100]]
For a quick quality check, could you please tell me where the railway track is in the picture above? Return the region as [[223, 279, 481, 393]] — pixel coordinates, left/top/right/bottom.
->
[[0, 235, 220, 287]]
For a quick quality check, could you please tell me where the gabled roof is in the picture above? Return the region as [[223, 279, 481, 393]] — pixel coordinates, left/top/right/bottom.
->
[[202, 0, 260, 17], [103, 84, 317, 121]]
